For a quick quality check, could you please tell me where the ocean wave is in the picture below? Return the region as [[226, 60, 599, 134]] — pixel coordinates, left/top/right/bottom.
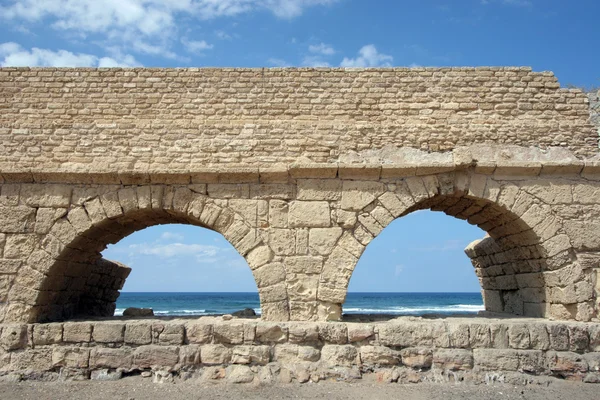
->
[[114, 308, 262, 316], [343, 304, 484, 314]]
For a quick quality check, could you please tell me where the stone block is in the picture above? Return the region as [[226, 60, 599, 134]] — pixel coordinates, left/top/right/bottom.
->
[[318, 323, 348, 344], [21, 184, 71, 208], [547, 351, 588, 374], [340, 181, 384, 211], [0, 205, 36, 233], [347, 324, 374, 343], [400, 347, 433, 369], [256, 323, 288, 343], [33, 323, 63, 345], [90, 348, 132, 369], [361, 345, 400, 366], [432, 349, 474, 371], [154, 323, 185, 345], [201, 344, 232, 364], [288, 323, 319, 344], [548, 323, 570, 351], [473, 349, 520, 371], [268, 228, 295, 255], [92, 323, 124, 343], [63, 322, 92, 343], [284, 256, 323, 274], [0, 324, 27, 350], [308, 227, 343, 255], [133, 345, 179, 369], [231, 345, 270, 365], [288, 201, 331, 228], [321, 345, 358, 366], [11, 349, 53, 371], [268, 200, 288, 228], [297, 179, 342, 201], [52, 347, 90, 368], [213, 323, 244, 344], [508, 323, 530, 349], [124, 323, 152, 345]]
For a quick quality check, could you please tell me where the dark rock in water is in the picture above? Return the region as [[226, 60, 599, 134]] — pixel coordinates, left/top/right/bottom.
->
[[231, 308, 256, 317], [122, 307, 154, 317]]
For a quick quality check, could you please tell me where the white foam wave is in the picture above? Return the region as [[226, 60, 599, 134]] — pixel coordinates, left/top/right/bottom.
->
[[343, 304, 484, 314]]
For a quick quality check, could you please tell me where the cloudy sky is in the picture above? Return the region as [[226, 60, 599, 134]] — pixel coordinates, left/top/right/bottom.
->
[[0, 0, 598, 86], [2, 0, 598, 293]]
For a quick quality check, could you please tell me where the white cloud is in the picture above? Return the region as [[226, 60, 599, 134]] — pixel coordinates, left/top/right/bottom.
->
[[214, 30, 232, 40], [160, 232, 185, 242], [267, 57, 290, 67], [0, 0, 340, 60], [302, 55, 330, 67], [0, 42, 140, 67], [308, 42, 335, 55], [181, 38, 214, 54], [414, 239, 466, 252], [394, 264, 404, 277], [340, 44, 393, 68], [124, 242, 233, 263]]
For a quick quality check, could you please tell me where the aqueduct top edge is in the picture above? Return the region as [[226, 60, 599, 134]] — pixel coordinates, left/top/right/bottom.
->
[[1, 67, 598, 176]]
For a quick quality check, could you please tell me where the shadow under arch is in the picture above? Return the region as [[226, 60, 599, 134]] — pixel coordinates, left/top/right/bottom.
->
[[16, 186, 288, 323], [319, 173, 578, 320]]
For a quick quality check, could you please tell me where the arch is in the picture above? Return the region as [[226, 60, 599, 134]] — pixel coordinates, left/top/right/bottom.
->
[[317, 171, 589, 321], [8, 185, 289, 323]]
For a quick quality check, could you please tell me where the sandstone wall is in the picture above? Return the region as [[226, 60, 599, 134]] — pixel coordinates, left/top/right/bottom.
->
[[589, 89, 600, 137], [0, 67, 597, 177], [0, 317, 599, 384], [2, 160, 600, 324]]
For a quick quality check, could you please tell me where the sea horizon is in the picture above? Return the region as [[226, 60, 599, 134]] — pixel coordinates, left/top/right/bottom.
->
[[115, 291, 484, 317]]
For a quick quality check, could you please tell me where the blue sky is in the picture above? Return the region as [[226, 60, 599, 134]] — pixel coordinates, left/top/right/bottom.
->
[[1, 0, 597, 293], [103, 211, 485, 293]]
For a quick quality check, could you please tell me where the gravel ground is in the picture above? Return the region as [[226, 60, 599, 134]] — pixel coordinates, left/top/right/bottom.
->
[[0, 377, 598, 400]]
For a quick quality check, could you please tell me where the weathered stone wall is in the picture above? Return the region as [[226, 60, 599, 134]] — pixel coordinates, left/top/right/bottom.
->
[[2, 158, 600, 324], [1, 67, 600, 325], [0, 67, 597, 178], [1, 317, 599, 384], [589, 89, 600, 137]]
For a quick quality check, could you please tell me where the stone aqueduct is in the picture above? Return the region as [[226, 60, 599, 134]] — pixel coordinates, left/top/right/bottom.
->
[[0, 67, 599, 324]]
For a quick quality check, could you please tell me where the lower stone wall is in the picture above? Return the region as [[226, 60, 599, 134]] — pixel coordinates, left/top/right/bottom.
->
[[1, 317, 600, 384]]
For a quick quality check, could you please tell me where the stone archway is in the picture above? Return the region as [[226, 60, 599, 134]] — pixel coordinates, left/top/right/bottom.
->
[[7, 185, 289, 323], [316, 172, 591, 321]]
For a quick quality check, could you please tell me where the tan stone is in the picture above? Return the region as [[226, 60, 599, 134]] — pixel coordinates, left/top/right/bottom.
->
[[268, 228, 295, 255], [21, 184, 71, 208], [288, 201, 331, 228], [52, 347, 90, 368], [269, 200, 288, 228], [340, 181, 385, 211], [63, 322, 92, 343], [297, 179, 342, 201], [33, 323, 63, 345], [124, 323, 152, 345], [90, 347, 133, 369], [308, 227, 342, 256]]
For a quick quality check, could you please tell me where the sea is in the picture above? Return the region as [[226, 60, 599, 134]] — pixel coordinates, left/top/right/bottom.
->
[[114, 292, 484, 317]]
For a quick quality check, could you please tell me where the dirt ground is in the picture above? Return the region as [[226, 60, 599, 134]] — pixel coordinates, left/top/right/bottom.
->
[[0, 377, 598, 400]]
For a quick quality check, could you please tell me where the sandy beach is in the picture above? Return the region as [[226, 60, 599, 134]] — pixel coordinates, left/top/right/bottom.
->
[[0, 377, 599, 400]]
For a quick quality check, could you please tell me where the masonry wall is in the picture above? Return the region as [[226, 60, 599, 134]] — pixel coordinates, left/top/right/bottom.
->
[[0, 67, 597, 176], [1, 317, 600, 384]]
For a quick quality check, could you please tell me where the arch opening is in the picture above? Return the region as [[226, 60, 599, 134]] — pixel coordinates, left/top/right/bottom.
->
[[318, 174, 579, 321], [35, 208, 260, 321], [346, 210, 486, 317], [103, 223, 259, 317], [13, 185, 288, 324]]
